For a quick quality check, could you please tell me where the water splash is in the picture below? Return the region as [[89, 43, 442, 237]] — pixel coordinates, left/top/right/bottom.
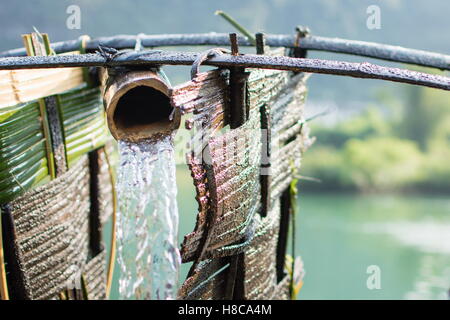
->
[[116, 135, 180, 299]]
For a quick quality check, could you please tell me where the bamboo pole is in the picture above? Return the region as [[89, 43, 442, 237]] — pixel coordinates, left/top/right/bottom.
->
[[103, 70, 180, 142], [0, 208, 9, 300], [1, 51, 449, 91], [104, 149, 116, 300], [1, 33, 449, 70], [215, 11, 256, 46]]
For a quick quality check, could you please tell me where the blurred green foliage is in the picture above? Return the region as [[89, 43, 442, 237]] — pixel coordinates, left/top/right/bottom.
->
[[302, 70, 450, 193]]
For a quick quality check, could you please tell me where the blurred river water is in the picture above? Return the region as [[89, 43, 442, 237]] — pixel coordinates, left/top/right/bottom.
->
[[296, 192, 450, 300], [108, 167, 450, 300]]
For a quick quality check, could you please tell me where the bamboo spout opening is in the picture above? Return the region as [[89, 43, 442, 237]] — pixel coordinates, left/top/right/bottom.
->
[[103, 70, 179, 142]]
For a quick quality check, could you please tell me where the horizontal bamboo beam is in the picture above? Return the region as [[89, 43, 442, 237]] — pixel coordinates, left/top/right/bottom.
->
[[1, 33, 449, 71], [0, 50, 449, 91], [0, 67, 84, 108]]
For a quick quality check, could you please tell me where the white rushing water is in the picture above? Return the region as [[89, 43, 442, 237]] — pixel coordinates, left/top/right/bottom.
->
[[116, 135, 180, 299]]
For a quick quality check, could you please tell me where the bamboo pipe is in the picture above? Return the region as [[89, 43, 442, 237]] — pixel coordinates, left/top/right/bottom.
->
[[102, 70, 180, 142]]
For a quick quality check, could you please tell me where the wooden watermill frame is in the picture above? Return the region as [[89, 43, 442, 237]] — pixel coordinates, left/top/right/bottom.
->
[[0, 27, 449, 300]]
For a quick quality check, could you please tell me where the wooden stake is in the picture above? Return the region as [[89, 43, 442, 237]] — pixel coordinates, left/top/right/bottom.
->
[[255, 33, 265, 55]]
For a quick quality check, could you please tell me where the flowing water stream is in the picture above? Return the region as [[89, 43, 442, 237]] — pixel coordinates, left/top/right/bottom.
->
[[116, 135, 180, 300]]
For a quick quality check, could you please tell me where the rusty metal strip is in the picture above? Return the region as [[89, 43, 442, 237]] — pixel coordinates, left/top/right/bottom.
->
[[3, 32, 449, 71], [8, 157, 91, 299], [1, 51, 449, 90], [190, 48, 230, 80]]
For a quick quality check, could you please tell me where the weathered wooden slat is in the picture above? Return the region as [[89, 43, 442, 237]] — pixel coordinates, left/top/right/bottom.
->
[[270, 136, 302, 202], [170, 70, 228, 115], [240, 200, 280, 300], [201, 115, 261, 256], [178, 66, 277, 263], [271, 274, 290, 300], [8, 156, 91, 300], [172, 71, 231, 263], [178, 67, 309, 257], [267, 72, 312, 203], [176, 51, 312, 299], [83, 250, 106, 300], [181, 118, 262, 261]]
